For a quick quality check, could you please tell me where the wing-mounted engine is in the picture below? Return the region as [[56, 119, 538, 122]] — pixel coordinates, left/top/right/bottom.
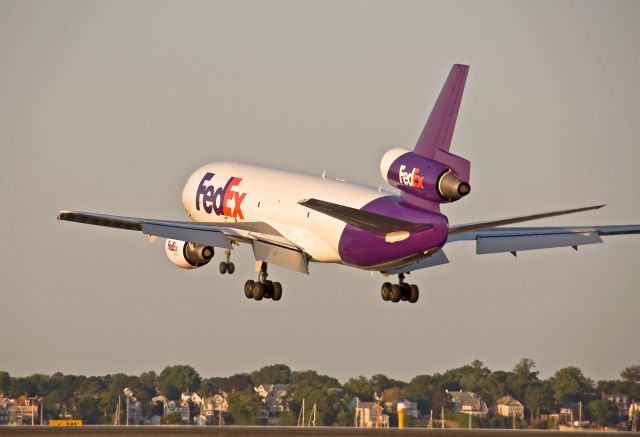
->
[[164, 239, 214, 269], [380, 148, 470, 203]]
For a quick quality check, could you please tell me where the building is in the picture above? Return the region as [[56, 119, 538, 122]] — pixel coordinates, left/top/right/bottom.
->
[[201, 393, 228, 425], [0, 406, 8, 425], [350, 398, 389, 428], [255, 384, 290, 425], [396, 399, 420, 419], [255, 384, 290, 413], [602, 393, 630, 418], [7, 396, 42, 426], [449, 391, 489, 416], [164, 400, 190, 424], [495, 396, 524, 419]]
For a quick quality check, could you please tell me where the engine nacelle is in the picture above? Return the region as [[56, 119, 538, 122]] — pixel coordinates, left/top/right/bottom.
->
[[164, 239, 214, 269], [380, 148, 471, 203]]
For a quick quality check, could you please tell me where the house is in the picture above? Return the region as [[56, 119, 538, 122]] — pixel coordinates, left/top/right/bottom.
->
[[8, 396, 41, 425], [396, 399, 420, 418], [449, 390, 489, 416], [255, 384, 290, 425], [602, 393, 629, 418], [0, 406, 8, 425], [127, 399, 144, 425], [164, 399, 190, 424], [201, 393, 228, 425], [255, 384, 290, 413], [495, 396, 524, 419], [349, 398, 389, 428]]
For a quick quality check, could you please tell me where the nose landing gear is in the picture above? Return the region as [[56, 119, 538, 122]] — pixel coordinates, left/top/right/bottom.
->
[[244, 262, 282, 302], [381, 273, 419, 303]]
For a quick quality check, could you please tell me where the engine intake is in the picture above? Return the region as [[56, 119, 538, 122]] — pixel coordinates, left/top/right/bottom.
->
[[165, 239, 214, 269]]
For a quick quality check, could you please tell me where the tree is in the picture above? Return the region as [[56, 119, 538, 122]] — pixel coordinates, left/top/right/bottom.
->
[[227, 374, 253, 392], [588, 399, 619, 428], [343, 376, 374, 401], [227, 390, 260, 425], [162, 412, 184, 424], [524, 383, 553, 420], [404, 374, 442, 414], [0, 371, 10, 394], [621, 365, 640, 383], [508, 358, 539, 402], [158, 365, 201, 399], [550, 367, 594, 404], [251, 364, 291, 385]]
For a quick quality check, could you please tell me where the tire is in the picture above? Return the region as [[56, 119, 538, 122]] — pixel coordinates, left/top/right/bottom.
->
[[400, 283, 410, 301], [272, 282, 283, 301], [390, 284, 402, 303], [244, 280, 255, 299], [409, 284, 419, 303], [252, 282, 265, 301], [219, 261, 228, 274], [381, 282, 392, 301], [227, 262, 235, 274]]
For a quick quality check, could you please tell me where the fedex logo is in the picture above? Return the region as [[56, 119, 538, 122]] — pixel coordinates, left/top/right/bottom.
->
[[399, 165, 424, 189], [196, 172, 246, 219]]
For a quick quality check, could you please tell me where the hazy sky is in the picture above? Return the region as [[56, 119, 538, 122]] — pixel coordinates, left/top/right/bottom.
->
[[1, 0, 639, 384]]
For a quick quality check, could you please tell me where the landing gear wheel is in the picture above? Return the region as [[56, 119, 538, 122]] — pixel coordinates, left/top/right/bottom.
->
[[244, 280, 255, 299], [219, 262, 228, 274], [263, 280, 274, 299], [272, 282, 283, 301], [226, 262, 235, 274], [400, 283, 410, 301], [390, 284, 402, 303], [409, 284, 419, 303], [252, 282, 265, 301], [381, 282, 391, 301]]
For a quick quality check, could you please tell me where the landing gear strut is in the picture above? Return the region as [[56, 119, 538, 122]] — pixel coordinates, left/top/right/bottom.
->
[[219, 249, 235, 274], [381, 273, 419, 304], [244, 262, 283, 302]]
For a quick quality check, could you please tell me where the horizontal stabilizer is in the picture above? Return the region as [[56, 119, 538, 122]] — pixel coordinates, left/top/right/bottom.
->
[[298, 198, 432, 234], [449, 224, 640, 255], [448, 205, 605, 235]]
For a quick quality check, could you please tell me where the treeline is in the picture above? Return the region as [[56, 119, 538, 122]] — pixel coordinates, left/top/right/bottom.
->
[[1, 360, 639, 427]]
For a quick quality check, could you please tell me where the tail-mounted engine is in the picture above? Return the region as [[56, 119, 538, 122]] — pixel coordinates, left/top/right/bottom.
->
[[164, 239, 214, 269], [380, 148, 470, 203]]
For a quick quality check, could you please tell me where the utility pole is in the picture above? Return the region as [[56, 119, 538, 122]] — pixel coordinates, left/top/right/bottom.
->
[[441, 406, 444, 429], [354, 398, 359, 427], [512, 410, 516, 430], [298, 398, 305, 427], [428, 410, 433, 429], [126, 396, 129, 426], [468, 413, 472, 429], [578, 401, 582, 429]]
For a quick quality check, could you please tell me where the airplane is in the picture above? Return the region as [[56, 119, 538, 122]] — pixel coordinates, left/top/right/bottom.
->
[[58, 64, 640, 304]]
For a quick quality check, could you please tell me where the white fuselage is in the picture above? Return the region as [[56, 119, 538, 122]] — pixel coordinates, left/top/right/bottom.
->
[[181, 162, 385, 262]]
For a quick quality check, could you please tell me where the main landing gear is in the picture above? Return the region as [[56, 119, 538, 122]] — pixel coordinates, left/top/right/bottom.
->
[[244, 262, 283, 302], [380, 273, 419, 304], [219, 249, 235, 274]]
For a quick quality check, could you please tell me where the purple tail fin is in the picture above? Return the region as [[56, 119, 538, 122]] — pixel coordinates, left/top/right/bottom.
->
[[415, 64, 469, 158]]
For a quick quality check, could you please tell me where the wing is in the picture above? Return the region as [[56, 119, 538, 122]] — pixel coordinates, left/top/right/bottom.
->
[[57, 210, 310, 273], [448, 225, 640, 255], [298, 198, 431, 233], [448, 204, 605, 235]]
